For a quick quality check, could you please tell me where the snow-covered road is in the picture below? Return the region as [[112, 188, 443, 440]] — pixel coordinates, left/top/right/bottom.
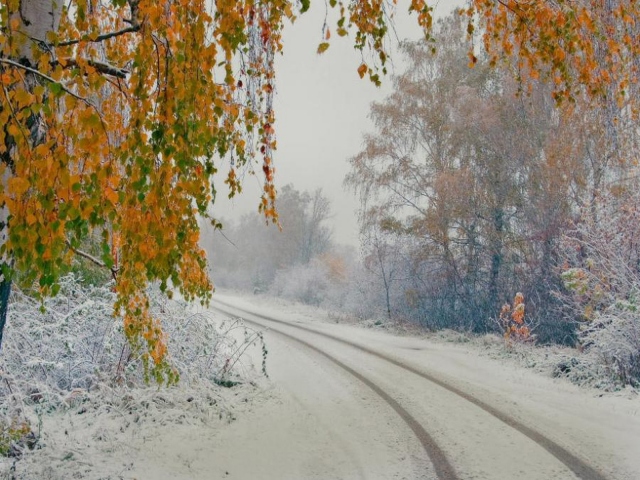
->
[[211, 293, 640, 480], [15, 292, 638, 479]]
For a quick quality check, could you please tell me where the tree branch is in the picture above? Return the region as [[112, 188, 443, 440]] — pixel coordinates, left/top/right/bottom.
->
[[66, 241, 119, 279], [0, 58, 96, 107], [57, 25, 140, 47], [56, 58, 129, 79]]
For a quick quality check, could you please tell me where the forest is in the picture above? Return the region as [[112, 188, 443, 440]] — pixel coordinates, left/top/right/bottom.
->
[[1, 0, 640, 474], [209, 15, 640, 388]]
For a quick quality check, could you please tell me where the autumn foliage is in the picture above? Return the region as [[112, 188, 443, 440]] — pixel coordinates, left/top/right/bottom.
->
[[2, 0, 640, 382], [466, 0, 640, 104], [499, 293, 531, 344], [0, 0, 289, 381]]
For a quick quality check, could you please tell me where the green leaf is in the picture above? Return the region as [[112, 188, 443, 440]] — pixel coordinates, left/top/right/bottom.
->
[[49, 82, 64, 97], [317, 42, 330, 54]]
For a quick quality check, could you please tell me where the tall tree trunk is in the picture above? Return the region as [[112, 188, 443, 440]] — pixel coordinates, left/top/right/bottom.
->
[[487, 206, 505, 330], [0, 0, 62, 349], [0, 201, 10, 348]]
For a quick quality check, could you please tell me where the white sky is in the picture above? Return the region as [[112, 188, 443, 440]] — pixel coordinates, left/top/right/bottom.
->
[[213, 0, 463, 246]]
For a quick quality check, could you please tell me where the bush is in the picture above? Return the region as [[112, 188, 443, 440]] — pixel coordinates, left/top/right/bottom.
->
[[499, 293, 534, 344], [270, 260, 331, 306], [0, 274, 267, 454], [0, 417, 34, 458], [579, 305, 640, 386], [559, 190, 640, 387]]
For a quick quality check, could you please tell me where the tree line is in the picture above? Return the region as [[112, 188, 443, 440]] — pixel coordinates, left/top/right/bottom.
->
[[3, 0, 640, 383], [345, 15, 640, 382]]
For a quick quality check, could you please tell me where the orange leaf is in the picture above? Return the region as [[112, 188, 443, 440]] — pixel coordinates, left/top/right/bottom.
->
[[8, 177, 30, 196], [105, 187, 119, 205]]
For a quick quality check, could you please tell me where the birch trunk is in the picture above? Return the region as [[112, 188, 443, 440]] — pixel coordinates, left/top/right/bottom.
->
[[0, 0, 62, 348]]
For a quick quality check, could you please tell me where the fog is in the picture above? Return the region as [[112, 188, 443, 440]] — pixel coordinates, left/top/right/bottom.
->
[[213, 0, 462, 246]]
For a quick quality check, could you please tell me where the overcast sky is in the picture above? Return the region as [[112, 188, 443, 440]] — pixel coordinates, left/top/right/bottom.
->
[[213, 0, 463, 246]]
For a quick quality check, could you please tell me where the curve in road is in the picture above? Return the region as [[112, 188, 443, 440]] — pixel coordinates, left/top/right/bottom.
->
[[213, 299, 608, 480]]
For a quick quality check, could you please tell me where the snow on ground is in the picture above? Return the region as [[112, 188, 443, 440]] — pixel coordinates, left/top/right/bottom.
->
[[1, 382, 270, 480], [215, 290, 640, 479], [1, 360, 271, 480], [3, 289, 639, 479]]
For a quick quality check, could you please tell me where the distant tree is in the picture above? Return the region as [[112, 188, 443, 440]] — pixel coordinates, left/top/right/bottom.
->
[[360, 218, 410, 320], [208, 185, 332, 291], [2, 0, 638, 379], [346, 16, 597, 336], [300, 189, 333, 265]]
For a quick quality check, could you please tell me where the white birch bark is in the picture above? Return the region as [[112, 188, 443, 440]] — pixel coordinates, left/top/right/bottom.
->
[[1, 0, 63, 344], [11, 0, 63, 61]]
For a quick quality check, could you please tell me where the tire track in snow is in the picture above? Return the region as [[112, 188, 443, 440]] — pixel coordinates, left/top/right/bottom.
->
[[213, 303, 459, 480], [213, 300, 609, 480]]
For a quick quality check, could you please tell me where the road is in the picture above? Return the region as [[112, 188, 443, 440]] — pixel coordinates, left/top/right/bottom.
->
[[209, 293, 640, 480]]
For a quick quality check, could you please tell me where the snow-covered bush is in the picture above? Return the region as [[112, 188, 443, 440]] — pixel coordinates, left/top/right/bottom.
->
[[270, 259, 331, 306], [0, 274, 265, 458], [1, 274, 264, 394], [267, 252, 389, 322], [1, 275, 124, 401], [578, 305, 640, 386], [560, 190, 640, 387]]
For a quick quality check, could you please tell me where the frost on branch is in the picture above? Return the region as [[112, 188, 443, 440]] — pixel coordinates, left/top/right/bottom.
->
[[560, 191, 640, 387], [0, 274, 267, 460]]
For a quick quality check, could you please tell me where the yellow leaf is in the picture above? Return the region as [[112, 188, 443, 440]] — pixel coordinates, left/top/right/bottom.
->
[[6, 124, 20, 138], [13, 89, 33, 108], [357, 63, 368, 78], [317, 42, 330, 54], [8, 177, 30, 195]]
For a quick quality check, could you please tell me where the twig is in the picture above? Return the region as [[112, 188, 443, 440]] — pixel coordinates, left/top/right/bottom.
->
[[66, 241, 119, 279], [57, 25, 140, 47], [4, 377, 13, 394], [0, 58, 96, 107], [216, 228, 237, 248]]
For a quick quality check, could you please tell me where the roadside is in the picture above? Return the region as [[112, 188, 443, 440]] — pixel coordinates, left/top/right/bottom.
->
[[1, 382, 268, 480], [218, 289, 640, 396], [216, 290, 640, 480]]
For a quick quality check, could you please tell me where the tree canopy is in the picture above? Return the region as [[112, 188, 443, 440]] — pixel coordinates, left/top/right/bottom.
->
[[1, 0, 638, 381]]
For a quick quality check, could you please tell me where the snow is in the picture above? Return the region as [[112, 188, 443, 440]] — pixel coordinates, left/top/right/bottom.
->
[[215, 290, 640, 480], [2, 285, 639, 479]]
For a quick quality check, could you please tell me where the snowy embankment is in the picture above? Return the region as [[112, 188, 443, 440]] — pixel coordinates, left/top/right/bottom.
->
[[1, 282, 639, 479], [0, 276, 268, 479]]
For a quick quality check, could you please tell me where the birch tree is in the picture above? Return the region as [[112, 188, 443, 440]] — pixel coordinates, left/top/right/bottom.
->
[[2, 0, 638, 380]]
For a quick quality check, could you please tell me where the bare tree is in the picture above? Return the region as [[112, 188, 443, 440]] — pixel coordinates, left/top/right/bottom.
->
[[346, 15, 595, 338], [206, 185, 333, 291]]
